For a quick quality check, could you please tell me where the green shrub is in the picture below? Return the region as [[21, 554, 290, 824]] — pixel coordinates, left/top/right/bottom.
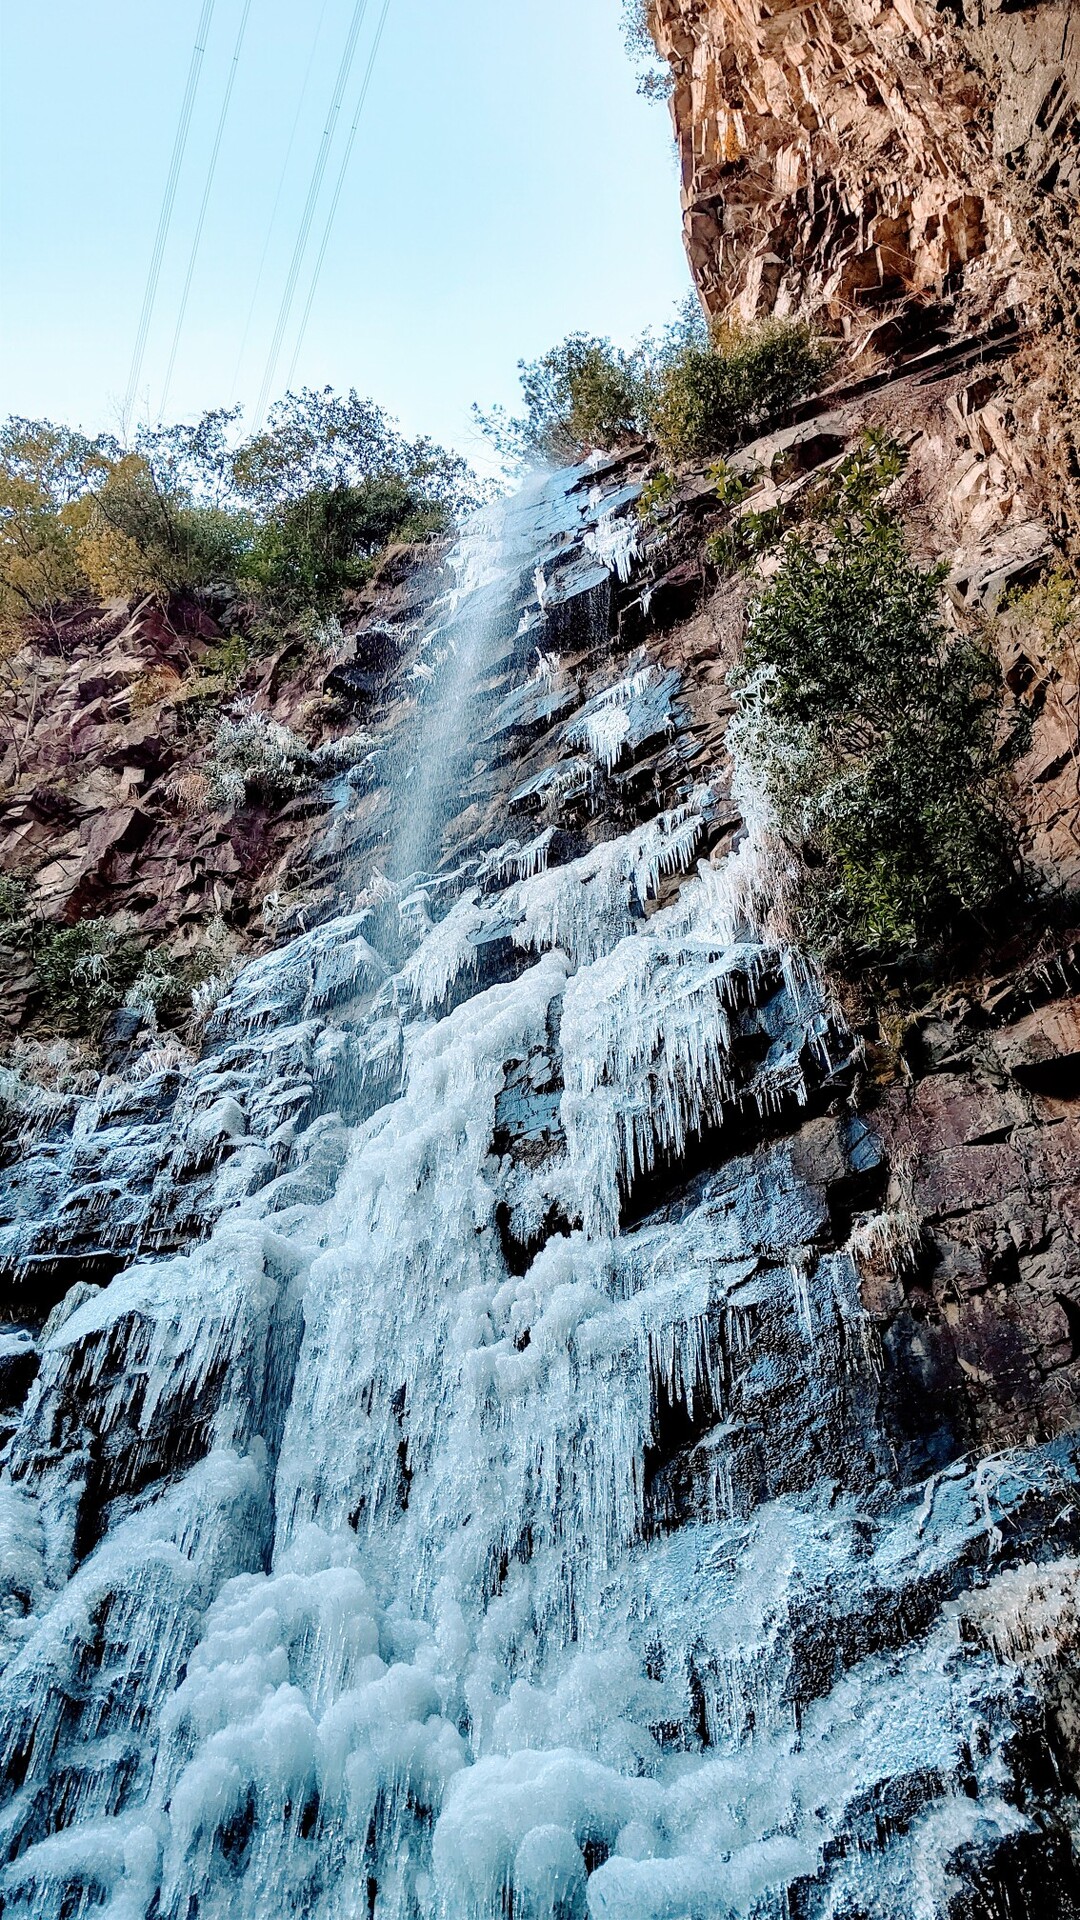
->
[[245, 478, 449, 612], [80, 409, 253, 599], [733, 512, 1018, 967], [998, 569, 1080, 671], [33, 920, 144, 1032], [187, 628, 255, 700], [476, 335, 650, 467], [477, 312, 833, 471], [649, 319, 835, 464], [90, 459, 253, 597], [636, 470, 676, 522], [705, 428, 905, 577], [0, 875, 31, 936], [0, 390, 480, 636], [232, 386, 477, 515]]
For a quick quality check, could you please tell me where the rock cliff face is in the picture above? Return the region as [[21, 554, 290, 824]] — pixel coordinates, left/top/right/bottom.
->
[[649, 0, 1080, 521], [1, 12, 1080, 1914], [649, 0, 1078, 335], [0, 555, 436, 1042], [1, 418, 1080, 1918], [639, 0, 1080, 1475]]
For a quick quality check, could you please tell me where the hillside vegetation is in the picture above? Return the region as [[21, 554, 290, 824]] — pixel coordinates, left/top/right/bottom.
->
[[0, 387, 477, 649]]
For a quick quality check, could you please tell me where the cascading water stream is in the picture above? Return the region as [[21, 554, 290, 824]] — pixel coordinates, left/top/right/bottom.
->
[[387, 469, 595, 885], [1, 464, 1078, 1920]]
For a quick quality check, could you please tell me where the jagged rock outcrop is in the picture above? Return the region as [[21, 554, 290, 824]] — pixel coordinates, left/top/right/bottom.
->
[[3, 459, 1080, 1919], [639, 0, 1080, 1488], [649, 0, 1078, 336], [648, 0, 1080, 528], [0, 555, 437, 1041]]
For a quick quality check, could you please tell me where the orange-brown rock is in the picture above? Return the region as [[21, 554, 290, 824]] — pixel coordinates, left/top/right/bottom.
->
[[649, 0, 1078, 343]]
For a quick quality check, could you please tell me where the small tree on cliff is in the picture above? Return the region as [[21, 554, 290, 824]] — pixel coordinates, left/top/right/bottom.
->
[[0, 390, 482, 629], [731, 442, 1020, 968], [475, 306, 834, 470], [474, 336, 651, 468], [235, 388, 477, 612], [0, 419, 112, 637]]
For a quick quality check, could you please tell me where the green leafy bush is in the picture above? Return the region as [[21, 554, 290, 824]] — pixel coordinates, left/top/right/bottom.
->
[[0, 388, 480, 637], [733, 507, 1019, 968], [33, 920, 144, 1032], [477, 310, 833, 470], [246, 478, 449, 612], [636, 470, 677, 523], [650, 319, 835, 464], [997, 569, 1080, 674], [92, 465, 253, 597], [705, 427, 905, 576], [476, 336, 651, 467], [232, 386, 476, 514]]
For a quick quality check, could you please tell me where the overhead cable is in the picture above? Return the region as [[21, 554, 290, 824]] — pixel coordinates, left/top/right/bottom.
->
[[251, 0, 371, 430], [159, 0, 254, 417], [125, 0, 217, 420], [229, 0, 332, 404], [284, 0, 394, 394]]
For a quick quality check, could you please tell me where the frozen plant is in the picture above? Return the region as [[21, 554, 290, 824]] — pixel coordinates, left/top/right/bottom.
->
[[127, 1040, 196, 1081], [9, 1036, 98, 1095], [311, 729, 375, 771], [126, 951, 185, 1022], [205, 708, 315, 811], [190, 969, 238, 1028]]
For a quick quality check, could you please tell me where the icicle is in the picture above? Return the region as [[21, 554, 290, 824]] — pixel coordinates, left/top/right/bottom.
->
[[1, 460, 1070, 1920], [562, 664, 680, 773]]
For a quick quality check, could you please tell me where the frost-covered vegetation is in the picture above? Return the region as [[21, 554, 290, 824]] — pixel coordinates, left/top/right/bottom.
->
[[0, 881, 140, 1033], [476, 303, 834, 469], [203, 710, 314, 811], [730, 436, 1020, 968], [165, 710, 374, 818], [30, 919, 146, 1029], [0, 874, 238, 1043]]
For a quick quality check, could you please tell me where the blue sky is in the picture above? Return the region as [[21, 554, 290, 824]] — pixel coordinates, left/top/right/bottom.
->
[[0, 0, 690, 464]]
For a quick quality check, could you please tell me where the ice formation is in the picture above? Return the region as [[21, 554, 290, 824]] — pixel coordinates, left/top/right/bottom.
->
[[1, 465, 1077, 1919], [562, 664, 680, 773]]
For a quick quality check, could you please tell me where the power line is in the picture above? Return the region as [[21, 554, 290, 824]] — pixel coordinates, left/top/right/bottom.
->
[[251, 0, 371, 430], [125, 0, 217, 420], [229, 0, 332, 405], [284, 0, 394, 394], [159, 0, 254, 417]]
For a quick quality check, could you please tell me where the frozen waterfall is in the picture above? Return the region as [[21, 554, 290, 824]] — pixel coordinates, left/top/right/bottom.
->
[[1, 462, 1077, 1920]]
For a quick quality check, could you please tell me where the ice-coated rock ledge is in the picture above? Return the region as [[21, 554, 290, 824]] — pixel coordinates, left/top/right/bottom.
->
[[2, 468, 1079, 1920]]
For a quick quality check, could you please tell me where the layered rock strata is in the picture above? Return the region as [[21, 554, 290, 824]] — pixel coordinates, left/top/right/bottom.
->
[[649, 0, 1079, 341], [0, 433, 1079, 1916]]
